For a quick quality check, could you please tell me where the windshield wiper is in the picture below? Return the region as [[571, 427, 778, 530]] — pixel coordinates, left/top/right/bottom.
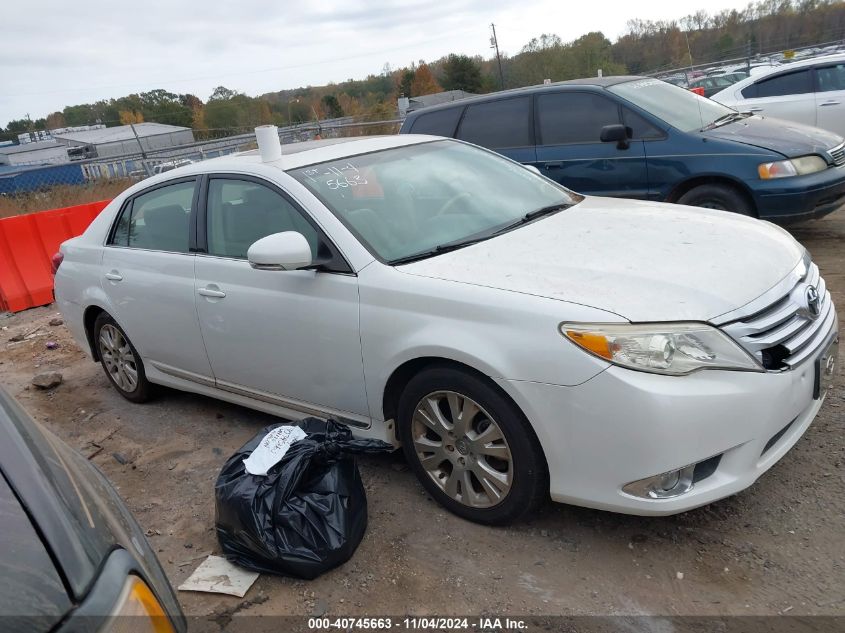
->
[[388, 202, 572, 266], [389, 235, 496, 265], [701, 111, 751, 131], [489, 202, 572, 236]]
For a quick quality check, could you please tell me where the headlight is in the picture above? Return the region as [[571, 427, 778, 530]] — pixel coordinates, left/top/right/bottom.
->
[[560, 322, 762, 375], [102, 576, 175, 633], [758, 155, 827, 179]]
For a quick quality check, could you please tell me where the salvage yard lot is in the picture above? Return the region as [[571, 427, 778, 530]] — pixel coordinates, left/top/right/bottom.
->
[[1, 214, 844, 623]]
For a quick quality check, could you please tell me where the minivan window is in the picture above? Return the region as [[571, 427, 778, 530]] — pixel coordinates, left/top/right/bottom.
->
[[622, 107, 663, 139], [409, 107, 463, 136], [110, 180, 194, 252], [744, 70, 813, 98], [206, 179, 319, 259], [537, 92, 620, 145], [816, 63, 845, 92], [457, 97, 531, 148], [290, 140, 578, 263]]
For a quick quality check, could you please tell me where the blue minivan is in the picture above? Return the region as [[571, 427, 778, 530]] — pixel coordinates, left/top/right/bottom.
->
[[399, 76, 845, 223]]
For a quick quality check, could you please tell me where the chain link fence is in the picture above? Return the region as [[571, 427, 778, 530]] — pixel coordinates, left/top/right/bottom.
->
[[0, 118, 401, 217]]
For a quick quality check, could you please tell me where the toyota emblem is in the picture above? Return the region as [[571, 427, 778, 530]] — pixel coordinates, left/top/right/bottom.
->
[[805, 285, 821, 318]]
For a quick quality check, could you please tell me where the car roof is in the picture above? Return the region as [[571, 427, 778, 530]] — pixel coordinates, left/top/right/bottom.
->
[[738, 53, 845, 84], [403, 76, 648, 117], [133, 134, 439, 188]]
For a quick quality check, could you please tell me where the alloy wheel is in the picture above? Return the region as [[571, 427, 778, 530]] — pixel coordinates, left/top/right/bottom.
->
[[411, 390, 512, 508], [98, 324, 139, 392]]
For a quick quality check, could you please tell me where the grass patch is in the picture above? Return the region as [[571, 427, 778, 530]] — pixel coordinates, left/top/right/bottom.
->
[[0, 179, 134, 218]]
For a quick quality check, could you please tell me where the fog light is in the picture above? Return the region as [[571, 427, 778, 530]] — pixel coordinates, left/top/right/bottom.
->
[[623, 464, 696, 499]]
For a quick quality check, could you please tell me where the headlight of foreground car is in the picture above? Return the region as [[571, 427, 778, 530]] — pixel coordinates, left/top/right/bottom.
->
[[104, 576, 175, 633], [560, 323, 763, 375], [758, 155, 827, 179]]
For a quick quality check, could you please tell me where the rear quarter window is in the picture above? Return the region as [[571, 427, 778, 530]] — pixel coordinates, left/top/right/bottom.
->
[[409, 107, 463, 136]]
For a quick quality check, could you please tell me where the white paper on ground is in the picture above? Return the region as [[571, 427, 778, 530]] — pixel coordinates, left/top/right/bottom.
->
[[177, 555, 259, 598], [242, 425, 307, 476]]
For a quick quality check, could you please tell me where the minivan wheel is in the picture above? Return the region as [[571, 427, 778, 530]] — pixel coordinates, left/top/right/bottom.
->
[[677, 184, 754, 216], [397, 367, 548, 525], [93, 313, 152, 403]]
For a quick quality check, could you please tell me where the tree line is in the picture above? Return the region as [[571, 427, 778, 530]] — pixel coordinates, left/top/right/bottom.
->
[[3, 0, 844, 142]]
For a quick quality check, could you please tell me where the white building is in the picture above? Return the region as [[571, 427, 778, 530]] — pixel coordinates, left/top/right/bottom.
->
[[0, 140, 69, 166], [52, 122, 195, 159]]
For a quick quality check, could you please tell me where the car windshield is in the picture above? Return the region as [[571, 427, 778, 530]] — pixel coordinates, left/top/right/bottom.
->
[[289, 140, 580, 263], [609, 78, 737, 132]]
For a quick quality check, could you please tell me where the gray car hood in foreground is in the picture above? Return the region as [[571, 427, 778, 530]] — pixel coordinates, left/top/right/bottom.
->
[[398, 197, 805, 322]]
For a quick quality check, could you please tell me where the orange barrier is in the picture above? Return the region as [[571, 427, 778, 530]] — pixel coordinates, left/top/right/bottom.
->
[[0, 200, 111, 313]]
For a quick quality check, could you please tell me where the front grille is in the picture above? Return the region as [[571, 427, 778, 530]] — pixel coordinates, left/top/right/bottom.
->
[[829, 141, 845, 166], [722, 262, 835, 370]]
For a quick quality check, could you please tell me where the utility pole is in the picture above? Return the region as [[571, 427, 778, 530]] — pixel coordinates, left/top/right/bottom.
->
[[129, 123, 147, 159], [129, 122, 151, 177], [490, 23, 505, 91]]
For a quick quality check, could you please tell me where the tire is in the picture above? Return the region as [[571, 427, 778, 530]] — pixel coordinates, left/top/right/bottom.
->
[[677, 183, 754, 216], [397, 366, 548, 525], [93, 313, 152, 403]]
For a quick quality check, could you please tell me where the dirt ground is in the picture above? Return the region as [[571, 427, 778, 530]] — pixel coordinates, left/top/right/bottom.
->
[[1, 214, 844, 626]]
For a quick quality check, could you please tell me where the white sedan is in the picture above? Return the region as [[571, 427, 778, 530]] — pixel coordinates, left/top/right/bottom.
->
[[54, 133, 838, 524], [712, 53, 845, 136]]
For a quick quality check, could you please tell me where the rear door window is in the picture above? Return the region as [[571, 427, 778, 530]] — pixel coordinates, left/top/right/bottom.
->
[[409, 107, 464, 136], [110, 180, 195, 253], [537, 92, 621, 145], [456, 97, 532, 149], [743, 70, 813, 98]]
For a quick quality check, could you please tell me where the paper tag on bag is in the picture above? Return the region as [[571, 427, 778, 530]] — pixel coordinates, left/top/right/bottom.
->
[[243, 425, 307, 475]]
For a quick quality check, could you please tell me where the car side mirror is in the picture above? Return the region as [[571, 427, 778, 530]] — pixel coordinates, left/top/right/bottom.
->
[[247, 232, 312, 271], [600, 124, 633, 150]]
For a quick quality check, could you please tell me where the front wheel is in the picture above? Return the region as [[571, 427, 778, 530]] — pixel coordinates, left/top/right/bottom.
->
[[93, 313, 152, 403], [397, 367, 548, 525], [677, 184, 754, 216]]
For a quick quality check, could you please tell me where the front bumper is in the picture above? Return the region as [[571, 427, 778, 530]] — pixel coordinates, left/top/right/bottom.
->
[[496, 328, 836, 515], [752, 164, 845, 223]]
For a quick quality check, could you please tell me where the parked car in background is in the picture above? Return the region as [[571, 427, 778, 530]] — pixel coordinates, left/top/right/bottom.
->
[[688, 72, 748, 97], [153, 159, 194, 175], [54, 135, 838, 525], [0, 387, 185, 633], [400, 76, 845, 223], [712, 54, 845, 137]]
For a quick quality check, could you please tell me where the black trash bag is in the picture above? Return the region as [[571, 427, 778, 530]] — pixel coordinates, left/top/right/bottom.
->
[[215, 417, 393, 580]]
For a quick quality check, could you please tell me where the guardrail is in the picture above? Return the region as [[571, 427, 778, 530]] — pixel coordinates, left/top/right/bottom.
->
[[0, 200, 109, 312]]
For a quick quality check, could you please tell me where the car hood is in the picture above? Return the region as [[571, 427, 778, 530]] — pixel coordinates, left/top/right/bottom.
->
[[397, 197, 804, 322], [701, 114, 843, 157]]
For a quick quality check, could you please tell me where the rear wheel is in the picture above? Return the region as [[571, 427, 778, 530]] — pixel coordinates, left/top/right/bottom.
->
[[397, 366, 548, 525], [93, 313, 152, 403], [677, 183, 754, 216]]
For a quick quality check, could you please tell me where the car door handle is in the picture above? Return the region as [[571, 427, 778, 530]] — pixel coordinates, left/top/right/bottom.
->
[[104, 271, 123, 282], [198, 286, 226, 299], [747, 107, 764, 112], [542, 161, 564, 169], [820, 100, 840, 106]]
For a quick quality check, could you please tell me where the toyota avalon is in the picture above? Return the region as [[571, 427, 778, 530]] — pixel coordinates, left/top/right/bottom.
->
[[53, 132, 838, 525]]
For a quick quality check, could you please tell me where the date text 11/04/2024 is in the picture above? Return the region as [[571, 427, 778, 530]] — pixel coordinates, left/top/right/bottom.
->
[[307, 617, 528, 631]]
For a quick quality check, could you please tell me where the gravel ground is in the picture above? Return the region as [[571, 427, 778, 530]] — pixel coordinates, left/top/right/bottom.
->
[[1, 213, 843, 626]]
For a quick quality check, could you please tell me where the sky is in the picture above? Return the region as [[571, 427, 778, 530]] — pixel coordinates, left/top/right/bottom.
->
[[0, 0, 754, 126]]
